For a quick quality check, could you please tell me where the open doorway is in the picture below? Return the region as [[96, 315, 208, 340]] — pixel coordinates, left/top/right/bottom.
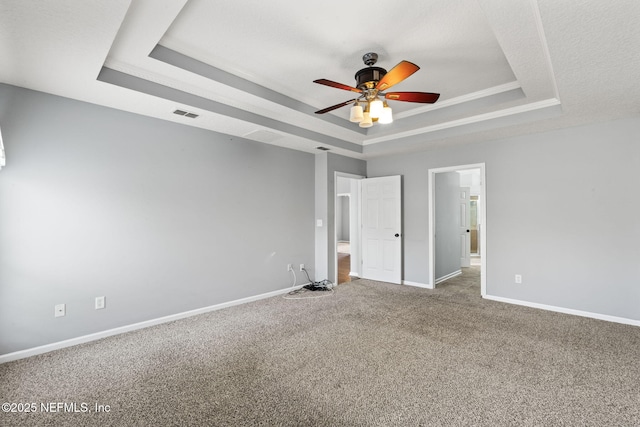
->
[[428, 164, 486, 296], [336, 194, 351, 284], [334, 173, 364, 285]]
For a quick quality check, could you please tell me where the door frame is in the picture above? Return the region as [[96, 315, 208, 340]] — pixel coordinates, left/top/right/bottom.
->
[[428, 163, 486, 296], [334, 172, 364, 284]]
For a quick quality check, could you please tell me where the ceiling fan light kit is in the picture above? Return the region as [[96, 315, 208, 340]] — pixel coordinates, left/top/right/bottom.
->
[[314, 52, 440, 127], [360, 110, 373, 128], [369, 97, 384, 118], [379, 102, 393, 124], [349, 101, 364, 122]]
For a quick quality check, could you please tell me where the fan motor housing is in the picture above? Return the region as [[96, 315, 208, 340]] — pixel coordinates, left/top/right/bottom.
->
[[355, 66, 387, 90]]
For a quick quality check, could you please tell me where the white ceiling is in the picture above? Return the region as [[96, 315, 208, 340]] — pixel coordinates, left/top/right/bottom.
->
[[1, 0, 638, 159]]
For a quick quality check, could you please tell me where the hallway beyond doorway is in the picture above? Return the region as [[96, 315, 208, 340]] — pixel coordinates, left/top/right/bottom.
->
[[338, 241, 351, 284]]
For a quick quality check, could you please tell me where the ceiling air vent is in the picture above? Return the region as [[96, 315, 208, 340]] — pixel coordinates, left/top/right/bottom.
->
[[173, 109, 199, 118], [316, 146, 330, 151]]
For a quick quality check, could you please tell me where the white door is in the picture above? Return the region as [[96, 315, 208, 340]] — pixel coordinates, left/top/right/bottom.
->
[[361, 176, 402, 284], [459, 187, 471, 268]]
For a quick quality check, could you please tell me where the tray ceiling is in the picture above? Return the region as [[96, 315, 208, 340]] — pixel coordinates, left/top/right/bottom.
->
[[1, 0, 638, 159]]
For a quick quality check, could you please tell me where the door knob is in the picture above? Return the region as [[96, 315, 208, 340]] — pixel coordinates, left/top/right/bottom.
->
[[466, 230, 470, 232], [395, 233, 400, 237]]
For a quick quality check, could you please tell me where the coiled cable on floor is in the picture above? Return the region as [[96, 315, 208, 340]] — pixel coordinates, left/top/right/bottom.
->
[[283, 268, 335, 299]]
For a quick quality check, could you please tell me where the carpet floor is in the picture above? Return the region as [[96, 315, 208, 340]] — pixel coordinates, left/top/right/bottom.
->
[[1, 267, 639, 426]]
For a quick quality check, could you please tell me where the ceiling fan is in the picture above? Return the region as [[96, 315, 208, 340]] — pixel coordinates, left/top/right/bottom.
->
[[313, 52, 440, 127]]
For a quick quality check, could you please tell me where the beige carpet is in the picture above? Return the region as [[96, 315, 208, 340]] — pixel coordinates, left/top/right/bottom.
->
[[1, 267, 639, 426]]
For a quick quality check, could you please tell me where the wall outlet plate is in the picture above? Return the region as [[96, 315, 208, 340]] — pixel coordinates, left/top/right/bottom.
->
[[300, 264, 305, 271], [515, 274, 522, 284], [54, 303, 65, 317], [95, 296, 105, 310]]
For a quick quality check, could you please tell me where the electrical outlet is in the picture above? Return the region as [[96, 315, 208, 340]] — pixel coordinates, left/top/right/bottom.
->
[[54, 303, 65, 317], [95, 296, 105, 310], [287, 264, 292, 271], [515, 274, 522, 284], [300, 264, 305, 271]]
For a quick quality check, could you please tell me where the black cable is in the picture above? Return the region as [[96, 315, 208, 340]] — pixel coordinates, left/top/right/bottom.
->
[[300, 268, 334, 291], [303, 268, 313, 284]]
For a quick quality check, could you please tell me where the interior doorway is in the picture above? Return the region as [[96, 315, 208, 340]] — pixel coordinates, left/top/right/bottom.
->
[[334, 173, 364, 285], [470, 195, 480, 255], [334, 173, 403, 285], [336, 194, 352, 284], [428, 164, 486, 296]]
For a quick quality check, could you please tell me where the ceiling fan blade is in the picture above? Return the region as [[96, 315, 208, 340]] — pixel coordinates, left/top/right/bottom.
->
[[376, 61, 420, 91], [385, 92, 440, 103], [314, 79, 362, 93], [314, 99, 357, 114]]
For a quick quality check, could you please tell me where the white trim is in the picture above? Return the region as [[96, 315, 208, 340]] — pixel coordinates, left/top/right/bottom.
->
[[348, 271, 360, 277], [402, 280, 431, 289], [529, 0, 561, 100], [483, 295, 640, 327], [156, 37, 330, 113], [364, 98, 560, 145], [392, 81, 521, 120], [428, 163, 487, 296], [0, 284, 308, 364], [435, 269, 462, 285]]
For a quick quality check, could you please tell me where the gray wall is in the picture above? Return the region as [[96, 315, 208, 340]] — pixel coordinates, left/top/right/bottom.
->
[[435, 172, 461, 280], [367, 116, 640, 321], [341, 199, 350, 241], [336, 176, 352, 241], [336, 196, 350, 241], [0, 84, 315, 355]]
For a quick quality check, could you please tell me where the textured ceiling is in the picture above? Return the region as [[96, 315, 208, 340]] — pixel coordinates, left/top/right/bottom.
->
[[161, 0, 516, 114], [0, 0, 638, 159]]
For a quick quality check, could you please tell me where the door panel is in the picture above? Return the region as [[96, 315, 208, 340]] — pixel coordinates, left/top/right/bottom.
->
[[361, 176, 402, 284], [366, 239, 379, 267], [383, 240, 396, 271]]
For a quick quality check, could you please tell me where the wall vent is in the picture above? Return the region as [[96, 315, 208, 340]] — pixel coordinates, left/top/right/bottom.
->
[[316, 146, 330, 151], [173, 109, 199, 118]]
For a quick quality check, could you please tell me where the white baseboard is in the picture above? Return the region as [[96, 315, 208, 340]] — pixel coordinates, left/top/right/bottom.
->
[[0, 284, 307, 364], [435, 270, 462, 285], [483, 295, 640, 327], [402, 280, 433, 289], [348, 271, 360, 277]]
